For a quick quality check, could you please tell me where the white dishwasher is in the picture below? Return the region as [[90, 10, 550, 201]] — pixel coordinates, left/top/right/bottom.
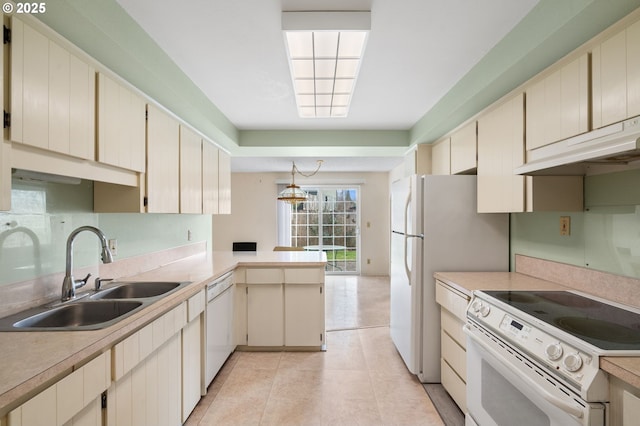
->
[[205, 271, 235, 387]]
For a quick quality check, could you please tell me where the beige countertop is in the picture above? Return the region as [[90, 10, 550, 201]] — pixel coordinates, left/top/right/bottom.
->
[[0, 250, 326, 416], [434, 271, 640, 392]]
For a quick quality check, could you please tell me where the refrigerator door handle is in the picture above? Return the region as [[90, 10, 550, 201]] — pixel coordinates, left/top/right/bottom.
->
[[404, 234, 411, 284], [404, 191, 412, 284]]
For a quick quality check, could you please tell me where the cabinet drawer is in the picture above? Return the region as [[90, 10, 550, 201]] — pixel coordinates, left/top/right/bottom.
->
[[284, 268, 324, 284], [234, 268, 246, 283], [245, 268, 283, 284], [441, 330, 466, 380], [441, 358, 467, 412], [435, 281, 469, 321], [441, 309, 466, 349], [187, 289, 205, 322]]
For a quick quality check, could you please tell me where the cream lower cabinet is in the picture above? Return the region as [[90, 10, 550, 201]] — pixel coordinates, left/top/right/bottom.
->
[[435, 280, 470, 413], [107, 303, 186, 426], [284, 268, 325, 347], [182, 290, 205, 422], [247, 283, 284, 346], [7, 352, 110, 426], [609, 376, 640, 426], [234, 267, 325, 349]]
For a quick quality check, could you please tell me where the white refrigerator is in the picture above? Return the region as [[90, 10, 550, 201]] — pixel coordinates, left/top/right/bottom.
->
[[390, 175, 509, 383]]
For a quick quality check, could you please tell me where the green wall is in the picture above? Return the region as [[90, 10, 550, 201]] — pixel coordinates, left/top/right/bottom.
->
[[0, 179, 211, 286], [511, 168, 640, 278]]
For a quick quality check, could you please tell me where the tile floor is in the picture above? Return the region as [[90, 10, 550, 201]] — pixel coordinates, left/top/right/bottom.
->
[[185, 275, 445, 425]]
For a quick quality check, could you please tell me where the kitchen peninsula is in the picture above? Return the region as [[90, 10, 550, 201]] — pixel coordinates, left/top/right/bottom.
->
[[0, 249, 326, 424]]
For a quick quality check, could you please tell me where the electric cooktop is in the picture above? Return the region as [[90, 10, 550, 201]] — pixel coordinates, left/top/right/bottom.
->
[[484, 290, 640, 351]]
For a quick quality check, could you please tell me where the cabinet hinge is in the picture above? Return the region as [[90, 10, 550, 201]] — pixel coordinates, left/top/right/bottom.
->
[[101, 392, 107, 409], [145, 110, 148, 120], [3, 25, 10, 44], [143, 196, 148, 207], [320, 286, 322, 294], [245, 287, 248, 295], [320, 333, 323, 341], [246, 333, 248, 343], [3, 111, 10, 129]]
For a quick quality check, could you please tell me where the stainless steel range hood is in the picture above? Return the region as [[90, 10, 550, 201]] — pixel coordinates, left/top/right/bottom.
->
[[514, 116, 640, 175]]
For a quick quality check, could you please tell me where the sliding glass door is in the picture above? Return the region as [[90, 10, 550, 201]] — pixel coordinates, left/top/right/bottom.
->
[[283, 186, 360, 274]]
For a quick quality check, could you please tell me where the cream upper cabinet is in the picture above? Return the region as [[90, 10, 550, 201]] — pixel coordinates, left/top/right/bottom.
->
[[146, 104, 180, 213], [1, 12, 10, 211], [10, 16, 95, 160], [179, 125, 203, 214], [526, 53, 589, 150], [97, 73, 145, 172], [404, 144, 432, 176], [218, 150, 232, 215], [477, 93, 525, 213], [202, 141, 220, 214], [478, 93, 583, 213], [431, 138, 451, 175], [202, 140, 231, 214], [592, 18, 640, 128], [450, 121, 477, 174]]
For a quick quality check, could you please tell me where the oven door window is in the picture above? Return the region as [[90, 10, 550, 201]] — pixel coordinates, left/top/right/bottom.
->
[[466, 329, 605, 426], [481, 360, 550, 425]]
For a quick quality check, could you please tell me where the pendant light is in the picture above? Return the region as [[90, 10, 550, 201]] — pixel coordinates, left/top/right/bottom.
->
[[278, 160, 323, 204]]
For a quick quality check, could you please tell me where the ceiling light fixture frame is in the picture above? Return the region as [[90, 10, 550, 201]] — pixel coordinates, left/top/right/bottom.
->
[[282, 11, 370, 119]]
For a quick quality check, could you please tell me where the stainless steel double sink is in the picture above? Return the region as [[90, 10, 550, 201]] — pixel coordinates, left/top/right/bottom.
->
[[0, 281, 191, 331]]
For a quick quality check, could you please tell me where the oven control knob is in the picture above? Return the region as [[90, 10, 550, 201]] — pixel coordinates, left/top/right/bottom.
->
[[471, 300, 483, 314], [563, 353, 583, 372], [479, 305, 491, 317], [545, 343, 563, 361]]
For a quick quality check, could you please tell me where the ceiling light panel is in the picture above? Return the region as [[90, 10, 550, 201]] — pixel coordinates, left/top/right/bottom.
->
[[282, 11, 370, 118]]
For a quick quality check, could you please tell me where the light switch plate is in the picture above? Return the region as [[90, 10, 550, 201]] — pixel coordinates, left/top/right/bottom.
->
[[108, 239, 118, 256], [560, 216, 570, 236]]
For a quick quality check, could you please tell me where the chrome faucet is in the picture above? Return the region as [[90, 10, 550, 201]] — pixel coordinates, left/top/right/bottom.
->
[[61, 226, 114, 301]]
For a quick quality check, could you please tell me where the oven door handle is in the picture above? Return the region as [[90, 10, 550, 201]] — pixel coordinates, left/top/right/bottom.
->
[[463, 324, 585, 420]]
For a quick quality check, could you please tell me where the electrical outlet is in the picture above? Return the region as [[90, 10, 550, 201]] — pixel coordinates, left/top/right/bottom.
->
[[108, 239, 118, 256], [560, 216, 571, 236]]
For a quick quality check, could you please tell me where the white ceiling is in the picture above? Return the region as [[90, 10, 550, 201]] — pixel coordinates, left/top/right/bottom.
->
[[115, 0, 539, 171]]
